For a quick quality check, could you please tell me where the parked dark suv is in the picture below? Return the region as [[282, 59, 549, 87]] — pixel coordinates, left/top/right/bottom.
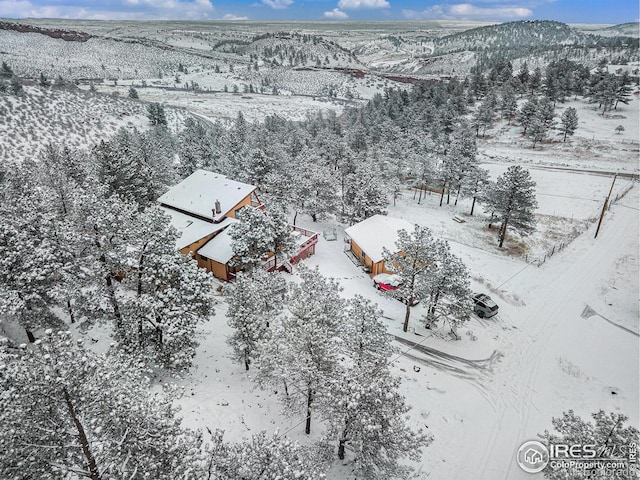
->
[[472, 293, 499, 318]]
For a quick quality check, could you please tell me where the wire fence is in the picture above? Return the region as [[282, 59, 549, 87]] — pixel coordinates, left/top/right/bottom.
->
[[523, 179, 636, 267]]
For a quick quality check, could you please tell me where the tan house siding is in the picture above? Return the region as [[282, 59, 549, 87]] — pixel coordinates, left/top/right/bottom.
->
[[225, 196, 252, 219], [210, 260, 228, 280], [179, 232, 218, 257], [350, 239, 391, 277]]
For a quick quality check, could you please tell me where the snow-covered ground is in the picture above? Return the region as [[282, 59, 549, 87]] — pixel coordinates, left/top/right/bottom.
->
[[2, 18, 638, 477], [478, 96, 640, 175], [170, 172, 638, 478]]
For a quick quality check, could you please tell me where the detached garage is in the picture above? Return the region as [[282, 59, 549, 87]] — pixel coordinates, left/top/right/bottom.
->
[[344, 215, 414, 276]]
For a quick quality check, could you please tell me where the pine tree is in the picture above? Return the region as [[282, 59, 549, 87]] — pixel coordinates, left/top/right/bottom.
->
[[206, 430, 327, 479], [559, 107, 578, 142], [119, 207, 215, 370], [528, 67, 542, 95], [474, 91, 497, 137], [519, 97, 538, 135], [539, 410, 639, 480], [70, 190, 137, 330], [39, 72, 50, 87], [230, 206, 295, 272], [178, 117, 219, 176], [0, 165, 65, 341], [528, 116, 547, 148], [383, 225, 435, 332], [224, 269, 285, 370], [322, 296, 432, 478], [516, 61, 530, 92], [256, 266, 344, 434], [0, 61, 13, 78], [92, 130, 149, 206], [230, 207, 275, 270], [484, 165, 538, 248], [342, 161, 389, 224], [462, 167, 490, 216], [448, 121, 478, 205], [0, 331, 203, 480], [499, 84, 518, 124], [423, 241, 472, 332], [128, 86, 139, 99], [614, 71, 633, 110], [146, 102, 167, 126]]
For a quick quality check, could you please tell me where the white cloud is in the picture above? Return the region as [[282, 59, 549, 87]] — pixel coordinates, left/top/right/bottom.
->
[[222, 13, 248, 20], [323, 8, 349, 19], [402, 3, 532, 21], [261, 0, 293, 9], [0, 0, 216, 20], [337, 0, 389, 10]]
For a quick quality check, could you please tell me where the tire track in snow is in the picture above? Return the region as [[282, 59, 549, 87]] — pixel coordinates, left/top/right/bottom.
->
[[478, 196, 638, 480]]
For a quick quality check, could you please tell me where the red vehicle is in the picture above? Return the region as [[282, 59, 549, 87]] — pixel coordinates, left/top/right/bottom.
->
[[372, 273, 418, 306]]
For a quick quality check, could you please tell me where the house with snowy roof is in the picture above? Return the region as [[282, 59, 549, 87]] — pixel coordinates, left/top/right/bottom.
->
[[344, 214, 414, 276], [159, 169, 317, 281]]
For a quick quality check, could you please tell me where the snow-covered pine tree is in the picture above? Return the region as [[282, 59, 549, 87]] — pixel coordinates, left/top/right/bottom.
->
[[462, 166, 490, 216], [70, 190, 136, 330], [230, 205, 296, 272], [230, 206, 276, 271], [447, 121, 478, 206], [474, 91, 497, 137], [322, 296, 432, 478], [528, 115, 548, 148], [178, 117, 218, 177], [91, 130, 147, 206], [484, 165, 538, 248], [0, 163, 65, 340], [266, 206, 297, 269], [499, 84, 518, 124], [519, 96, 538, 135], [224, 269, 286, 370], [383, 225, 435, 332], [290, 155, 338, 223], [0, 332, 203, 480], [343, 160, 389, 224], [146, 102, 167, 127], [423, 240, 473, 331], [206, 430, 327, 479], [119, 207, 215, 370], [256, 266, 344, 434], [559, 106, 578, 142], [539, 410, 639, 480]]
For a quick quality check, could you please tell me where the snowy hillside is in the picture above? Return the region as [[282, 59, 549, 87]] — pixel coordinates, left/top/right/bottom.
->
[[0, 85, 151, 160]]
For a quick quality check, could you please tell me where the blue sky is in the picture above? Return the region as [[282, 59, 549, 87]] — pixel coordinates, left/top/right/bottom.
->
[[0, 0, 637, 24]]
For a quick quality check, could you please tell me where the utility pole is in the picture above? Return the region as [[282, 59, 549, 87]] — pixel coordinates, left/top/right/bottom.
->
[[594, 173, 617, 239]]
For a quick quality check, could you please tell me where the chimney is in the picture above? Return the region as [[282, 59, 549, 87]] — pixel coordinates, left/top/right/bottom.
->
[[215, 199, 221, 214]]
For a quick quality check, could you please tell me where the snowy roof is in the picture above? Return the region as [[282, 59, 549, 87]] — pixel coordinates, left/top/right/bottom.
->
[[158, 170, 256, 222], [345, 215, 414, 263], [198, 225, 237, 264], [161, 207, 236, 250]]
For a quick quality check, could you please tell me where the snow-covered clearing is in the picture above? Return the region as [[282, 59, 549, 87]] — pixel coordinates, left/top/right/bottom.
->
[[478, 96, 640, 175], [93, 85, 347, 123]]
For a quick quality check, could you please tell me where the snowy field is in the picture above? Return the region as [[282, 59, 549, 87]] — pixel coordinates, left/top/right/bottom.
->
[[478, 96, 640, 175], [91, 85, 347, 123]]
